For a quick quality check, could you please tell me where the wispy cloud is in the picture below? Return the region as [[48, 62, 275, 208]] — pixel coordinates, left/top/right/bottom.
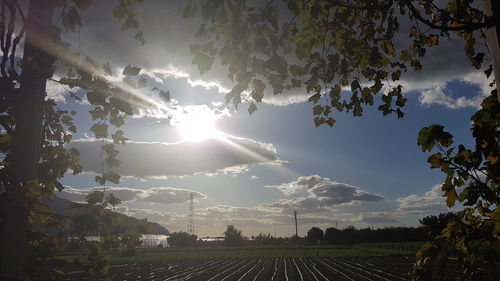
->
[[69, 136, 281, 178], [58, 185, 207, 204]]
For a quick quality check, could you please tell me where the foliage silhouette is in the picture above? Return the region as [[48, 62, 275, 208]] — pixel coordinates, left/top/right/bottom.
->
[[224, 225, 244, 246], [186, 1, 499, 279]]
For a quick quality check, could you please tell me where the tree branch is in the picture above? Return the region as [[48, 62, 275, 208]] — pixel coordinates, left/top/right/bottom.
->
[[406, 2, 492, 32]]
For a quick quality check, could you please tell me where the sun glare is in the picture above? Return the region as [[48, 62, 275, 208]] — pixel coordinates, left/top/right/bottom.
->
[[174, 110, 223, 142]]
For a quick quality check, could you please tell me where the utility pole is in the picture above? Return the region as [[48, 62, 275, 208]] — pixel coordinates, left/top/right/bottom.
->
[[294, 210, 298, 237], [187, 192, 195, 235]]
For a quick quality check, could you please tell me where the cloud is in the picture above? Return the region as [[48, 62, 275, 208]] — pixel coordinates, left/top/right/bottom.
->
[[58, 186, 206, 205], [69, 136, 280, 178], [114, 202, 399, 236], [352, 212, 400, 224], [266, 175, 328, 195], [396, 184, 450, 214], [266, 175, 384, 208], [45, 79, 68, 103], [307, 182, 384, 204], [141, 187, 206, 204]]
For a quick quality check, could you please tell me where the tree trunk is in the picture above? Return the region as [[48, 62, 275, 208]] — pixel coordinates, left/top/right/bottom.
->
[[483, 0, 500, 101], [0, 1, 55, 280]]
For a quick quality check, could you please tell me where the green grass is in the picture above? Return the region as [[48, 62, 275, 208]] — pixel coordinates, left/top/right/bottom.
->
[[57, 242, 420, 264]]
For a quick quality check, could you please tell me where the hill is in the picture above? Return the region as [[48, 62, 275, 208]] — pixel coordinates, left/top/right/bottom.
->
[[40, 196, 169, 235]]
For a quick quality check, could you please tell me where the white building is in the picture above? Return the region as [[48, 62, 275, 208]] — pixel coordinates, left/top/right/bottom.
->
[[67, 234, 170, 248], [139, 234, 169, 248]]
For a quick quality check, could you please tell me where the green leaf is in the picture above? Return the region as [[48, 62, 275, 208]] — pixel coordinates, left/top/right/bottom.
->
[[325, 117, 336, 127], [428, 153, 443, 168], [112, 130, 127, 144], [90, 123, 108, 139], [314, 117, 324, 127], [159, 90, 171, 102], [122, 64, 141, 76], [192, 52, 214, 75], [370, 82, 383, 94], [313, 105, 323, 115], [85, 191, 105, 206], [417, 125, 454, 152], [248, 103, 257, 115], [104, 172, 120, 184], [308, 93, 321, 104], [105, 193, 121, 207], [445, 188, 458, 207]]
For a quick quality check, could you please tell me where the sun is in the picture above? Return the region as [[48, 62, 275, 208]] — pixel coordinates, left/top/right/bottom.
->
[[174, 110, 223, 142]]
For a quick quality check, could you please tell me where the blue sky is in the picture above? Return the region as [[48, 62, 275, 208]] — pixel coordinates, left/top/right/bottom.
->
[[50, 1, 491, 237]]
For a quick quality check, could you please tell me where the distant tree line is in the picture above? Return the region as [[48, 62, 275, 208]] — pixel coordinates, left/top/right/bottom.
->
[[168, 214, 459, 248], [312, 226, 426, 244], [306, 213, 459, 245]]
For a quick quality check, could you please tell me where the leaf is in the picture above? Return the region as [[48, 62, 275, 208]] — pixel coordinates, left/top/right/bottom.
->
[[417, 125, 453, 152], [326, 117, 336, 127], [90, 123, 108, 139], [251, 79, 265, 102], [313, 105, 323, 115], [112, 130, 127, 145], [85, 191, 105, 206], [445, 188, 458, 207], [248, 103, 257, 115], [105, 193, 121, 207], [385, 41, 396, 56], [122, 64, 141, 76], [353, 105, 362, 117], [410, 26, 419, 36], [308, 93, 321, 103], [0, 134, 12, 152], [370, 82, 383, 94], [104, 172, 120, 184], [314, 117, 324, 127], [428, 153, 443, 168], [192, 52, 214, 75], [159, 90, 170, 102], [425, 35, 439, 47]]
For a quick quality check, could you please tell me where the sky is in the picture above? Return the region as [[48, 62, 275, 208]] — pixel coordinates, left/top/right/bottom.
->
[[47, 1, 492, 237]]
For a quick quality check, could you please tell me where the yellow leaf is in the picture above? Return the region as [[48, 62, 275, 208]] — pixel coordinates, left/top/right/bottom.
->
[[410, 26, 418, 36], [487, 154, 499, 164]]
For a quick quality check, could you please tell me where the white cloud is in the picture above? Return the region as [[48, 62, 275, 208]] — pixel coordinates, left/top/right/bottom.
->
[[58, 185, 207, 204], [266, 175, 384, 207], [69, 136, 281, 178], [352, 212, 400, 224], [45, 79, 67, 103], [396, 184, 451, 214], [413, 81, 485, 109], [266, 175, 328, 195]]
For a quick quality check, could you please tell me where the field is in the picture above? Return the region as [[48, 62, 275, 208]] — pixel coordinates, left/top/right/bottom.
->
[[47, 243, 427, 280], [58, 242, 422, 264], [45, 242, 500, 280], [60, 256, 414, 281]]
